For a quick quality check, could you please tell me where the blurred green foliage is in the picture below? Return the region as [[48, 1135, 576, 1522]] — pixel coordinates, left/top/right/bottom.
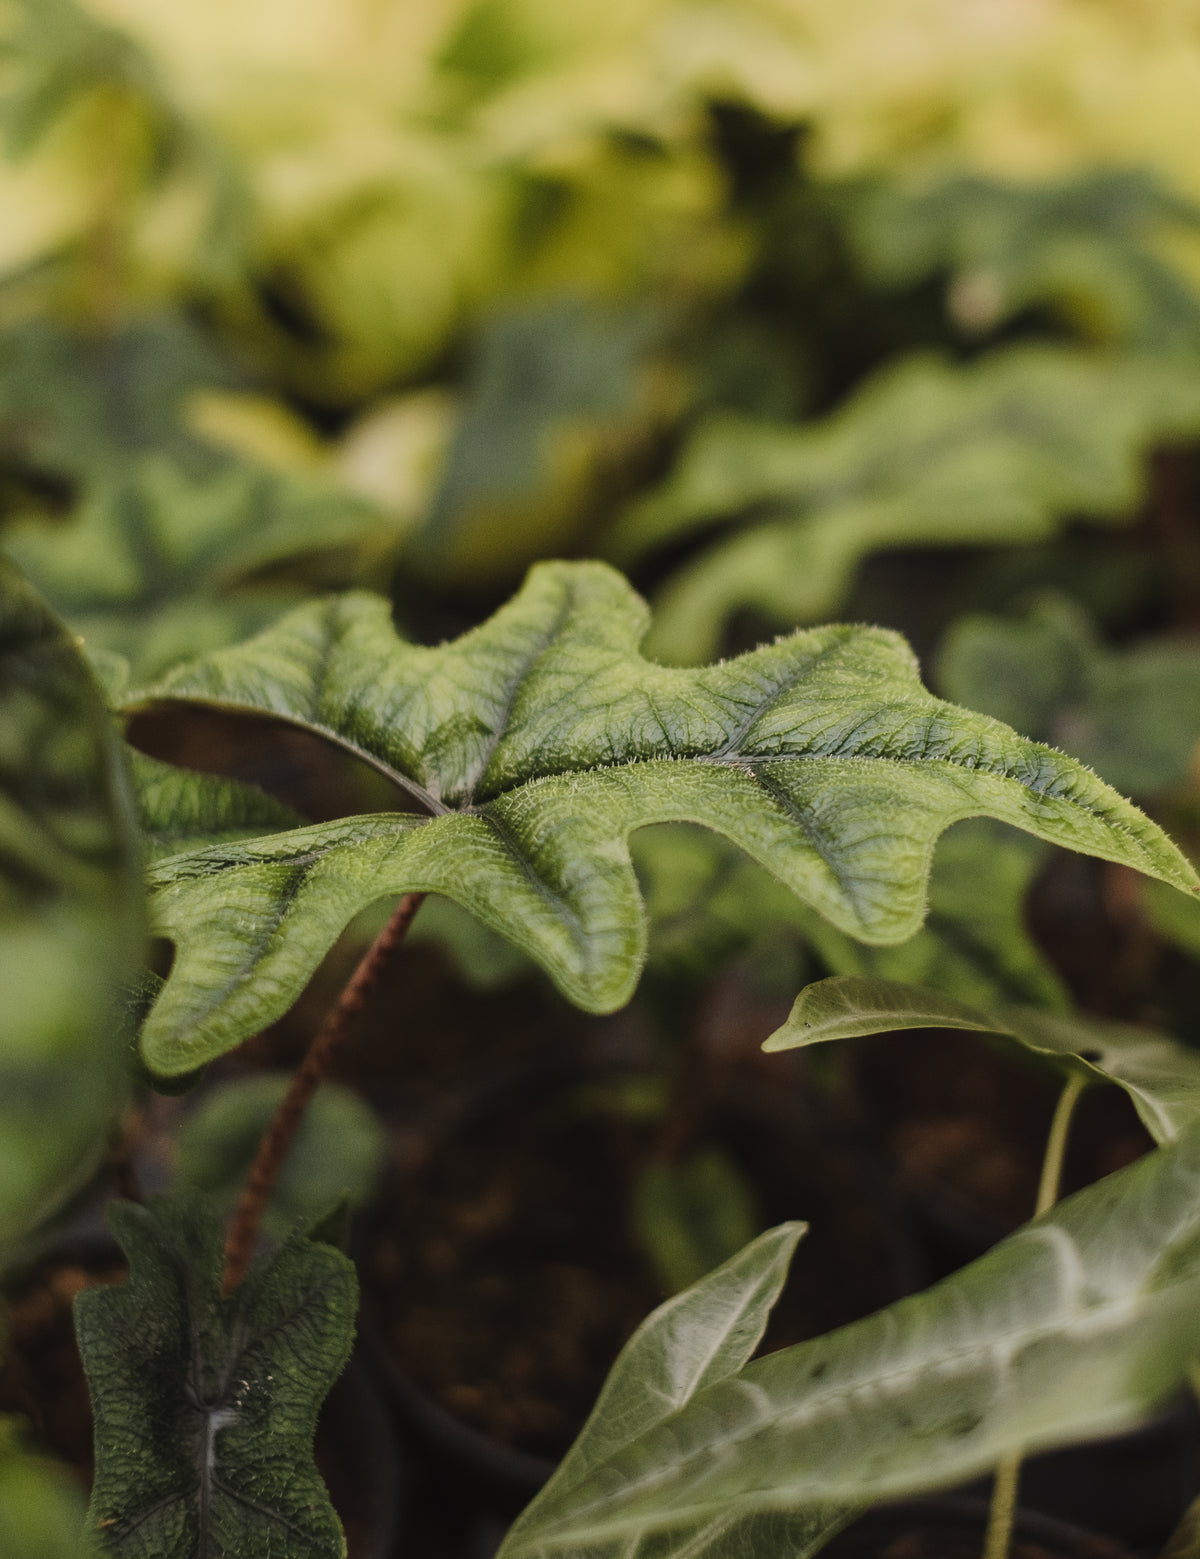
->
[[10, 0, 1200, 1513]]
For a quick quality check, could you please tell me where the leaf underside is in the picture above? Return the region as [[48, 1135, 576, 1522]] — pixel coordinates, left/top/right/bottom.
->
[[125, 560, 1198, 1077], [766, 974, 1200, 1145], [503, 1124, 1200, 1558], [75, 1196, 356, 1559]]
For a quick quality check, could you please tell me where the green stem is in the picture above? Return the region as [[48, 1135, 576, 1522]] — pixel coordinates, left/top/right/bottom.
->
[[983, 1068, 1088, 1559]]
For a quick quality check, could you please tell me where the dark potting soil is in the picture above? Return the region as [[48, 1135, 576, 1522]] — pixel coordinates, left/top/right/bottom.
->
[[851, 1028, 1154, 1257], [822, 1501, 1132, 1559], [360, 1027, 918, 1463], [0, 1245, 390, 1559]]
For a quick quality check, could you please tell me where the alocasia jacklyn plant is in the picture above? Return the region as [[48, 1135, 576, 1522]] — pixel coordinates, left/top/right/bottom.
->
[[9, 555, 1200, 1555]]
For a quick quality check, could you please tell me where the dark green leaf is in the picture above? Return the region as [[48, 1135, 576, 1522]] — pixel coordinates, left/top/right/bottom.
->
[[638, 818, 1067, 1010], [503, 1124, 1200, 1557], [633, 1149, 763, 1295], [0, 555, 142, 1247], [75, 1195, 356, 1559], [125, 561, 1197, 1077], [765, 975, 1200, 1143]]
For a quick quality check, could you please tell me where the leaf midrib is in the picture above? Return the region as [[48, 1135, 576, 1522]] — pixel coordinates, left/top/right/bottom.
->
[[534, 1227, 1200, 1540], [129, 682, 1124, 837]]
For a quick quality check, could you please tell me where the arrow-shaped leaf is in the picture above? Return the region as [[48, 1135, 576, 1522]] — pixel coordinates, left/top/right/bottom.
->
[[123, 560, 1198, 1078], [501, 1121, 1200, 1558], [74, 1196, 356, 1559], [0, 556, 143, 1247], [765, 975, 1200, 1145], [498, 1224, 836, 1559]]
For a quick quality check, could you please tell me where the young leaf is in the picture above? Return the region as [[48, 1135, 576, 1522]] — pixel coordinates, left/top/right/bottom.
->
[[938, 592, 1200, 796], [765, 975, 1200, 1144], [500, 1223, 809, 1559], [503, 1122, 1200, 1556], [0, 556, 143, 1247], [124, 560, 1198, 1077], [615, 347, 1200, 663], [75, 1195, 357, 1559]]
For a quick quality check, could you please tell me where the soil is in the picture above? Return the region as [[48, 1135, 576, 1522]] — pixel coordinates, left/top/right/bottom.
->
[[850, 1028, 1155, 1264], [357, 958, 919, 1463], [0, 1242, 394, 1559], [823, 1502, 1131, 1559]]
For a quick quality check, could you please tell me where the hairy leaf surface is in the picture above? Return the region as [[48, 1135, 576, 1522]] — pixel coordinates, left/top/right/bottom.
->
[[502, 1125, 1200, 1556], [75, 1196, 356, 1559], [125, 560, 1197, 1076], [765, 975, 1200, 1144], [0, 557, 142, 1247], [615, 348, 1200, 662]]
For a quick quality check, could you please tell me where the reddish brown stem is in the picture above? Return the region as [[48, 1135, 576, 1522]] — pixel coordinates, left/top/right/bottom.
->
[[221, 891, 426, 1294]]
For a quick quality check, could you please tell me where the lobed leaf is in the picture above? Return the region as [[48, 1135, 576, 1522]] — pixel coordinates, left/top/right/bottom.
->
[[124, 560, 1197, 1077], [844, 168, 1200, 349], [75, 1195, 356, 1559], [503, 1122, 1200, 1557], [615, 348, 1200, 663], [0, 556, 143, 1248], [765, 975, 1200, 1144]]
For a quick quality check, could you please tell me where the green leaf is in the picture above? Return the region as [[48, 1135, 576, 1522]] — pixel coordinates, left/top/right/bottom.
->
[[633, 1149, 763, 1296], [615, 347, 1200, 663], [765, 975, 1200, 1144], [411, 295, 663, 587], [124, 560, 1198, 1077], [75, 1195, 357, 1559], [128, 750, 304, 864], [5, 456, 393, 681], [844, 169, 1200, 350], [938, 592, 1200, 796], [639, 818, 1067, 1011], [500, 1222, 810, 1559], [0, 556, 142, 1248], [0, 316, 237, 482], [0, 1419, 87, 1559], [501, 1123, 1200, 1556], [174, 1074, 387, 1235]]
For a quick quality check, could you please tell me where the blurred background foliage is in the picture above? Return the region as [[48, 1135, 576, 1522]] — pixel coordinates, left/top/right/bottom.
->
[[7, 0, 1200, 1028]]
